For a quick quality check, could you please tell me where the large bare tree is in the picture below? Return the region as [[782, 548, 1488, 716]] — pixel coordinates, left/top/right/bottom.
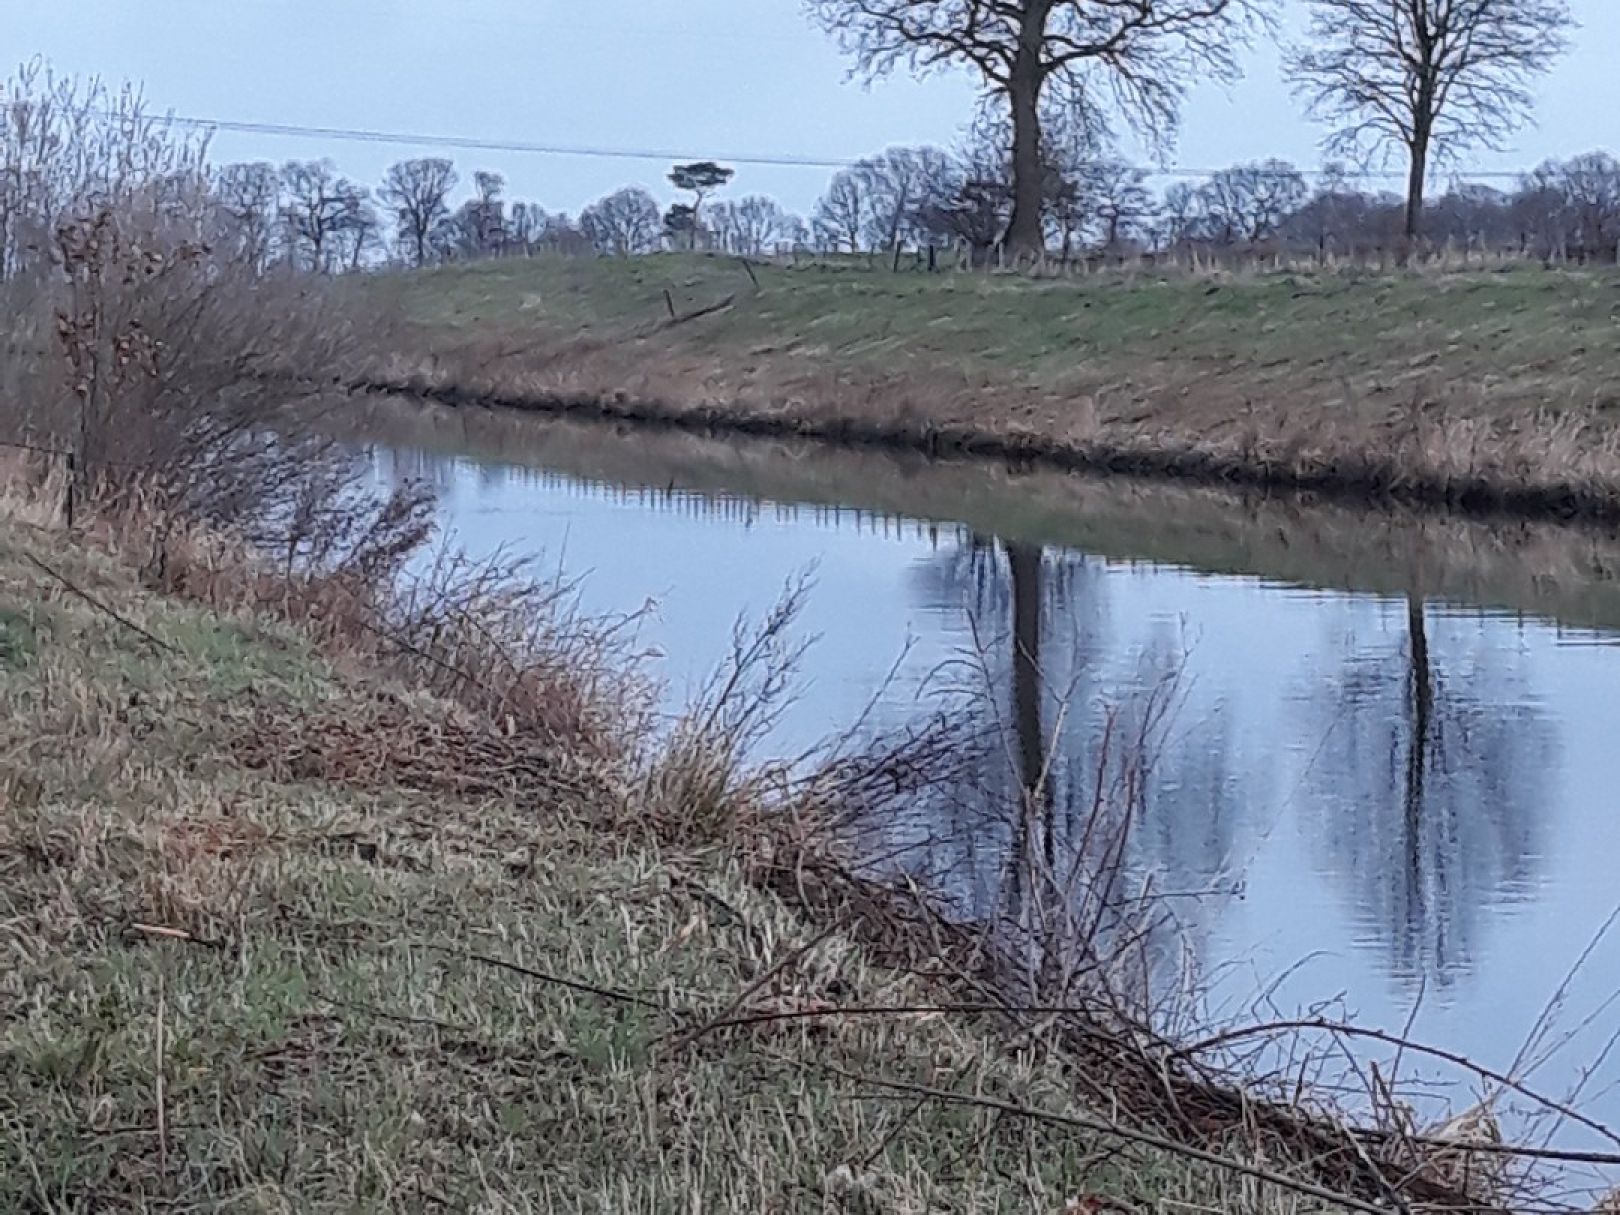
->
[[378, 158, 458, 267], [1286, 0, 1575, 245], [805, 0, 1260, 256], [280, 160, 364, 272]]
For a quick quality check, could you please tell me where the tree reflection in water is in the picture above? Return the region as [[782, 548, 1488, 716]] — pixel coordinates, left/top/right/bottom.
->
[[1303, 590, 1553, 989], [881, 533, 1240, 1019]]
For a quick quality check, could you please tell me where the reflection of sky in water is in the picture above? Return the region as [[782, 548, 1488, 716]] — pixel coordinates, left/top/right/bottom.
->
[[375, 445, 1620, 1132]]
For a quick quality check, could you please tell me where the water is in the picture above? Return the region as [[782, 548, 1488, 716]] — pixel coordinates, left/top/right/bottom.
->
[[359, 399, 1620, 1139]]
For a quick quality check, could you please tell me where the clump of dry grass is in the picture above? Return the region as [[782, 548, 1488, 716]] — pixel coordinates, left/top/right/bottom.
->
[[111, 497, 654, 767]]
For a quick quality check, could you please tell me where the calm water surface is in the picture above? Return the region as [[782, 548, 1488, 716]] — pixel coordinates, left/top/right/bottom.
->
[[362, 401, 1620, 1135]]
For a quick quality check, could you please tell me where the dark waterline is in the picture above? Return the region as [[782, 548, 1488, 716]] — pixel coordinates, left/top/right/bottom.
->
[[359, 400, 1620, 1140]]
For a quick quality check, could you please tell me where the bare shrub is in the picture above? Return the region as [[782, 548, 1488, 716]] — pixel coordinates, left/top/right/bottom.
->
[[0, 58, 208, 283], [640, 574, 813, 844], [32, 203, 374, 528], [0, 61, 403, 555]]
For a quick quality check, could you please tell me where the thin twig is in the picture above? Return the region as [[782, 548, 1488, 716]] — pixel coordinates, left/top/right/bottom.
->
[[25, 552, 176, 653], [314, 990, 475, 1036], [428, 944, 670, 1014], [666, 923, 842, 1050], [126, 922, 226, 950]]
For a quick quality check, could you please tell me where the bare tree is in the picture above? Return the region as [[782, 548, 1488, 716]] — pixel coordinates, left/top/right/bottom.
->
[[859, 146, 958, 257], [1425, 181, 1517, 256], [1557, 152, 1620, 261], [1158, 181, 1203, 250], [213, 162, 281, 270], [728, 195, 798, 255], [1286, 0, 1576, 244], [332, 190, 383, 272], [1197, 160, 1309, 244], [1079, 159, 1154, 250], [469, 170, 507, 253], [806, 0, 1260, 256], [704, 200, 740, 253], [378, 157, 458, 267], [813, 166, 874, 252], [1512, 162, 1570, 258], [537, 212, 592, 256], [280, 160, 363, 272], [579, 186, 663, 256], [507, 201, 548, 255]]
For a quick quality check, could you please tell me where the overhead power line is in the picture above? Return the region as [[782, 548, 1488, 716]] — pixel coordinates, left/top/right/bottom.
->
[[159, 113, 857, 171], [151, 110, 1538, 182]]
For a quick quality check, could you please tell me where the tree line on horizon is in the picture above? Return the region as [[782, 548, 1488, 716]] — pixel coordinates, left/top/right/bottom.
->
[[191, 142, 1620, 276]]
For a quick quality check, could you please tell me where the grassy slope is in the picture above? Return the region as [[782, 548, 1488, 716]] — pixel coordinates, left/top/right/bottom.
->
[[389, 255, 1617, 407], [367, 255, 1620, 514], [0, 505, 1305, 1213]]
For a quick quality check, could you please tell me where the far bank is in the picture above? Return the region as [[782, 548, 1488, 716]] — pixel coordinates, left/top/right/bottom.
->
[[356, 254, 1620, 521]]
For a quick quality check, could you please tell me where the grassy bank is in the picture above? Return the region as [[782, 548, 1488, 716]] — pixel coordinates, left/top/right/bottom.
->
[[0, 498, 1381, 1213], [4, 490, 1568, 1212], [363, 255, 1620, 519]]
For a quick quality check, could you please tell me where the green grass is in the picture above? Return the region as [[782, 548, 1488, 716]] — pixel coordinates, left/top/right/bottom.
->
[[355, 253, 1620, 518], [0, 507, 1346, 1212], [378, 253, 1620, 409]]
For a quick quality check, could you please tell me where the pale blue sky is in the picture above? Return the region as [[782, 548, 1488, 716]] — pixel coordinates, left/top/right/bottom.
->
[[7, 0, 1616, 217]]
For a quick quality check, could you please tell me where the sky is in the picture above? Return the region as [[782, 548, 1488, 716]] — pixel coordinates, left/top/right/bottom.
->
[[6, 0, 1617, 219]]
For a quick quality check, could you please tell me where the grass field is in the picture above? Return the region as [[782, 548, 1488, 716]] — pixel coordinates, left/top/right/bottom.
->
[[0, 496, 1366, 1213], [363, 254, 1620, 518]]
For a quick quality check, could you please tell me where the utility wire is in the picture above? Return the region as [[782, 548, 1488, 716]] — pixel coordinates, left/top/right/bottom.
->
[[146, 110, 1542, 182]]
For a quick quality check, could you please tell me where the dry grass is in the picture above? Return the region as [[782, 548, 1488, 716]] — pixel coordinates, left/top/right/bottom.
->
[[355, 254, 1620, 518], [0, 495, 1399, 1213]]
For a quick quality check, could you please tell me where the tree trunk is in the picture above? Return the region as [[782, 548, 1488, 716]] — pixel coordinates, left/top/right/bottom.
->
[[1404, 129, 1430, 248], [1003, 6, 1049, 259]]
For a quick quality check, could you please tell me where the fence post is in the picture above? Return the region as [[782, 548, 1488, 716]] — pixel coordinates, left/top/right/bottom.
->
[[63, 450, 76, 529]]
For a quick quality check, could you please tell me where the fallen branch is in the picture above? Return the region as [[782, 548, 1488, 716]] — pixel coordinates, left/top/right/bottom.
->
[[1176, 1017, 1620, 1153], [806, 1057, 1392, 1215], [658, 293, 736, 330]]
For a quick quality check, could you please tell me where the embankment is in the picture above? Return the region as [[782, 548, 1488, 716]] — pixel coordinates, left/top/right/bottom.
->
[[356, 254, 1620, 521], [1, 487, 1579, 1211]]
